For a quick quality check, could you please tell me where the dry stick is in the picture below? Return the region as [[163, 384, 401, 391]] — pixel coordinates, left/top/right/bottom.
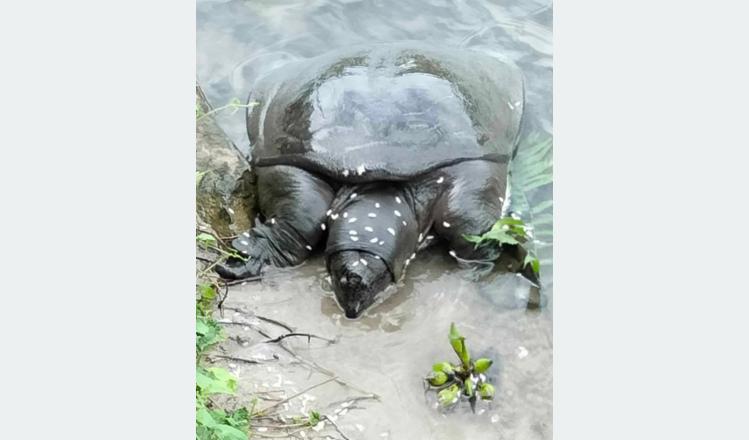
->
[[208, 354, 265, 365], [217, 282, 229, 317], [251, 428, 309, 439], [323, 414, 352, 440], [327, 394, 380, 408], [196, 256, 214, 264], [264, 332, 337, 345], [254, 377, 337, 416], [223, 276, 263, 286], [255, 315, 295, 333], [251, 422, 309, 429], [220, 306, 296, 333]]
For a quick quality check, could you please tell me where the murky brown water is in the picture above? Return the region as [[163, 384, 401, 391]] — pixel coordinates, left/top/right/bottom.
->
[[198, 0, 552, 438]]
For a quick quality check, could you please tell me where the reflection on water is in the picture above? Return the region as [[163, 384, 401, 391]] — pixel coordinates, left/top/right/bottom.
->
[[198, 0, 552, 438]]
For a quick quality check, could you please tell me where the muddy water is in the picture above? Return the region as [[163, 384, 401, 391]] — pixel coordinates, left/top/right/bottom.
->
[[198, 0, 552, 438]]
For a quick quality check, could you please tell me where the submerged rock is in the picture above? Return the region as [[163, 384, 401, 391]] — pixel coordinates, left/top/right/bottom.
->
[[196, 85, 256, 237]]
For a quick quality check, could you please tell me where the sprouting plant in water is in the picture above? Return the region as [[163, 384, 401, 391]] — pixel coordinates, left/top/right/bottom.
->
[[197, 96, 259, 121], [463, 215, 540, 276], [425, 323, 495, 413]]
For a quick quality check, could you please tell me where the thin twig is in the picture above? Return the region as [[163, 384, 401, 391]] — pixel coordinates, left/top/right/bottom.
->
[[255, 315, 295, 332], [254, 377, 337, 416], [327, 394, 380, 409], [251, 427, 309, 438], [207, 354, 269, 365], [264, 332, 337, 345], [223, 276, 263, 286], [251, 422, 309, 429], [222, 306, 296, 333], [217, 282, 229, 317], [322, 414, 352, 440]]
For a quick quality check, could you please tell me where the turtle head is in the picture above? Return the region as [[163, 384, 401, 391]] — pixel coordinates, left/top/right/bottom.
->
[[328, 250, 392, 319]]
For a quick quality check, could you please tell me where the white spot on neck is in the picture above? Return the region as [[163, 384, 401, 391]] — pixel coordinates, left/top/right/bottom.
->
[[364, 226, 374, 232], [343, 212, 348, 218], [348, 217, 357, 223], [368, 213, 377, 218], [350, 236, 359, 242], [356, 164, 365, 175], [369, 237, 378, 243], [349, 230, 357, 235], [436, 176, 444, 184], [331, 213, 339, 220], [359, 258, 368, 266], [350, 193, 357, 199], [305, 245, 312, 251], [387, 227, 395, 236], [394, 210, 401, 217], [321, 223, 326, 231], [395, 196, 402, 204], [442, 221, 451, 228], [375, 202, 380, 208]]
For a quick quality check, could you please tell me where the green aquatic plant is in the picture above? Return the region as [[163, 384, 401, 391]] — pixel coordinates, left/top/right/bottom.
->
[[463, 215, 540, 276], [425, 323, 495, 412], [506, 132, 554, 270]]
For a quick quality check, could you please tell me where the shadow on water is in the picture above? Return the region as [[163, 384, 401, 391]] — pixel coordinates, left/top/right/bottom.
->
[[198, 0, 552, 438]]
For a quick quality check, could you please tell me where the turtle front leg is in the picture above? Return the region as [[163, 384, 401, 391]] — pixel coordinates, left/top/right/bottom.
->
[[430, 160, 507, 262], [216, 165, 334, 279]]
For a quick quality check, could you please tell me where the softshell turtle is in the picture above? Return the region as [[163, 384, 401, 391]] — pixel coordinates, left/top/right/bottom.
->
[[217, 43, 526, 318]]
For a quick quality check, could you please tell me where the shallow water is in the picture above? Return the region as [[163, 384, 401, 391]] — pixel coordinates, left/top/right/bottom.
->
[[197, 0, 552, 438]]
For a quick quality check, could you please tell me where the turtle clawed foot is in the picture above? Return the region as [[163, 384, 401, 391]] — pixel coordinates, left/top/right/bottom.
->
[[215, 256, 263, 280]]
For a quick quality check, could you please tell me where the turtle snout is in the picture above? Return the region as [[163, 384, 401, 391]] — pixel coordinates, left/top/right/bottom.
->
[[328, 250, 392, 319]]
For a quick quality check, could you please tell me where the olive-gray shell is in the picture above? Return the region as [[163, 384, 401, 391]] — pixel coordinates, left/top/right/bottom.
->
[[247, 43, 524, 181]]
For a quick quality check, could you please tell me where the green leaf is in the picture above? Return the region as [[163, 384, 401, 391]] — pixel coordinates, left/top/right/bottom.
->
[[196, 367, 237, 396], [196, 315, 224, 353], [427, 371, 448, 387], [196, 232, 218, 247], [449, 323, 470, 367], [224, 407, 250, 430], [438, 384, 460, 407], [196, 407, 219, 428], [463, 377, 475, 397], [432, 362, 454, 375], [524, 254, 540, 275], [308, 410, 321, 426], [463, 234, 483, 244], [474, 358, 493, 374], [478, 382, 495, 400], [211, 423, 248, 440]]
